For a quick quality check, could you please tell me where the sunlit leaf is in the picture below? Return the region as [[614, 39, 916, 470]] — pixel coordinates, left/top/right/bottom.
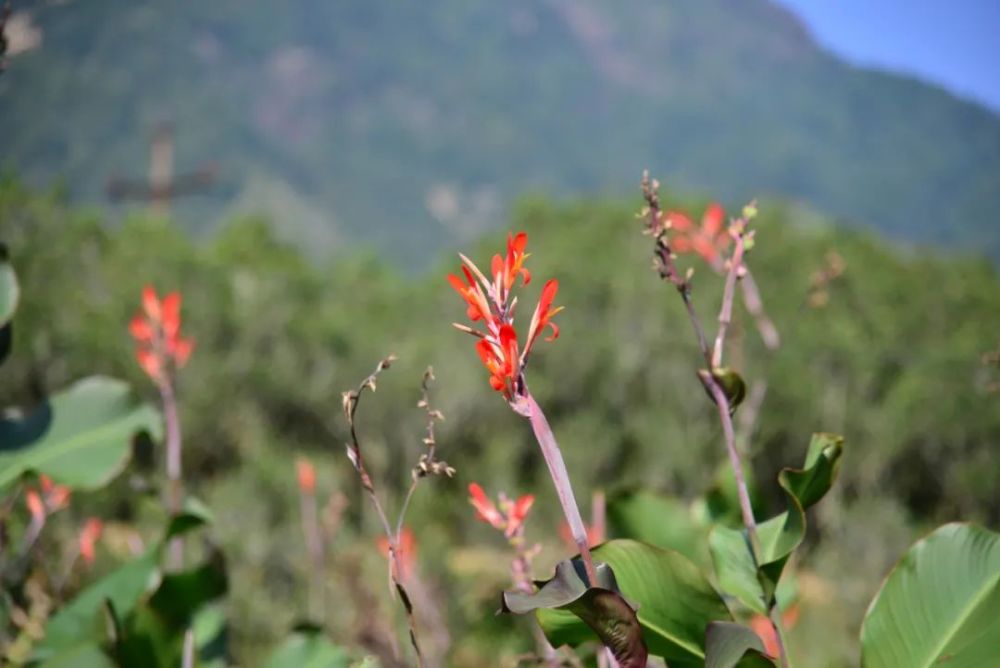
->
[[710, 433, 843, 611], [0, 376, 161, 490], [860, 523, 1000, 668], [535, 540, 732, 664]]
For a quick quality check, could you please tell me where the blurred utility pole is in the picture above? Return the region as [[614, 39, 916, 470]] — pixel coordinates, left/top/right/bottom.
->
[[106, 123, 217, 216]]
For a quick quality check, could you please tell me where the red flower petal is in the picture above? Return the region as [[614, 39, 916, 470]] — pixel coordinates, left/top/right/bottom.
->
[[702, 203, 726, 237], [161, 292, 181, 338], [142, 285, 160, 320], [129, 315, 154, 342]]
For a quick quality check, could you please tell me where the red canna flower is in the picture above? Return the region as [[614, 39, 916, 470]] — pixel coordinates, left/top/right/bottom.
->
[[130, 285, 194, 384], [491, 232, 531, 295], [78, 518, 104, 565], [468, 482, 535, 539], [667, 202, 730, 266], [448, 232, 562, 400], [296, 457, 317, 495], [25, 475, 71, 522]]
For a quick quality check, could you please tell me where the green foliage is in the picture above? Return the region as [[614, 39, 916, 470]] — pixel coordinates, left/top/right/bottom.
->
[[36, 509, 222, 666], [704, 622, 772, 668], [0, 244, 17, 327], [0, 376, 161, 490], [537, 540, 732, 664], [3, 181, 999, 665], [710, 433, 843, 613], [860, 523, 1000, 668], [262, 627, 353, 668]]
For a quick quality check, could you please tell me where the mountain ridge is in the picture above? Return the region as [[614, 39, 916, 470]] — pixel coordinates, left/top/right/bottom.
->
[[1, 0, 998, 263]]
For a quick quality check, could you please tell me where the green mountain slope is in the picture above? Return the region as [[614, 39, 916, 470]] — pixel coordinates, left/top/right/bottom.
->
[[2, 0, 999, 261]]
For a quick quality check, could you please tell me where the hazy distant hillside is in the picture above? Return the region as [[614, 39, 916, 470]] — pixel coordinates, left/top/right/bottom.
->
[[2, 0, 999, 262]]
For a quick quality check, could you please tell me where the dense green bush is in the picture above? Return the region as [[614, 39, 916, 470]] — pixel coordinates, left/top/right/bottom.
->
[[2, 176, 998, 665]]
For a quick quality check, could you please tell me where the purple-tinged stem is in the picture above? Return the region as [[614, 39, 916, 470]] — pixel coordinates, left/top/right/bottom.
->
[[524, 393, 598, 585], [712, 233, 746, 369], [160, 377, 184, 569]]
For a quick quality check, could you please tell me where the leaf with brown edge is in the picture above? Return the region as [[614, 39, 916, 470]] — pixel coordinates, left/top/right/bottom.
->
[[501, 559, 648, 668]]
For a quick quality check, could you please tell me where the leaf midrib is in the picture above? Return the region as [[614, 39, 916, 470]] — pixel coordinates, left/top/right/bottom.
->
[[917, 567, 1000, 667]]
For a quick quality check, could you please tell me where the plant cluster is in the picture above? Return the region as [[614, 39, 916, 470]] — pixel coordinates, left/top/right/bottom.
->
[[0, 171, 997, 667]]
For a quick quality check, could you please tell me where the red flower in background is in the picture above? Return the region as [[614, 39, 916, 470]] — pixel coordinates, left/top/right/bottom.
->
[[26, 474, 71, 522], [378, 527, 417, 580], [667, 202, 730, 266], [130, 286, 194, 383], [468, 482, 534, 539], [448, 232, 562, 400], [296, 457, 317, 495], [78, 518, 104, 565], [559, 520, 604, 552], [749, 604, 800, 658]]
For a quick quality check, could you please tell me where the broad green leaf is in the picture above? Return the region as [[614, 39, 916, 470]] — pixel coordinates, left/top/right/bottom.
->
[[607, 490, 710, 566], [704, 621, 773, 668], [118, 555, 228, 667], [0, 244, 18, 327], [36, 547, 161, 659], [36, 503, 214, 661], [756, 433, 843, 587], [38, 643, 116, 668], [262, 629, 353, 668], [860, 523, 1000, 668], [710, 433, 843, 611], [536, 540, 732, 664], [0, 376, 161, 490], [504, 559, 648, 667], [709, 526, 768, 614]]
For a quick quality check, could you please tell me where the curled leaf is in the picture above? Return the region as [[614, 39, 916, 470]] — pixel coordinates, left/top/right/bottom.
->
[[501, 559, 648, 668]]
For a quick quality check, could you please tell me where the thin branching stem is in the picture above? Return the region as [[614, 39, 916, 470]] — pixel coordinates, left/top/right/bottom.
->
[[642, 173, 789, 667], [159, 377, 184, 569], [342, 356, 425, 667]]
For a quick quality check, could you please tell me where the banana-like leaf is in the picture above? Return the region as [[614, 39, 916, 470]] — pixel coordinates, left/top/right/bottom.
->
[[0, 376, 161, 490], [704, 621, 774, 668], [607, 489, 711, 567], [860, 522, 1000, 668], [710, 433, 843, 611], [534, 540, 732, 664]]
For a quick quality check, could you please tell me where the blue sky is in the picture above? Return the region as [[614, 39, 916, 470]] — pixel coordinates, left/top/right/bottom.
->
[[774, 0, 1000, 112]]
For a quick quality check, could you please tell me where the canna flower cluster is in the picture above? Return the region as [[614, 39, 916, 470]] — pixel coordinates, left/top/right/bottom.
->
[[129, 286, 194, 384], [25, 474, 71, 523], [667, 202, 731, 266], [448, 232, 562, 400], [468, 482, 534, 540]]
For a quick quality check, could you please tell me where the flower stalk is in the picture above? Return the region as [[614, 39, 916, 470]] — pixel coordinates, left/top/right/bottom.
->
[[641, 174, 789, 667], [449, 232, 598, 585]]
